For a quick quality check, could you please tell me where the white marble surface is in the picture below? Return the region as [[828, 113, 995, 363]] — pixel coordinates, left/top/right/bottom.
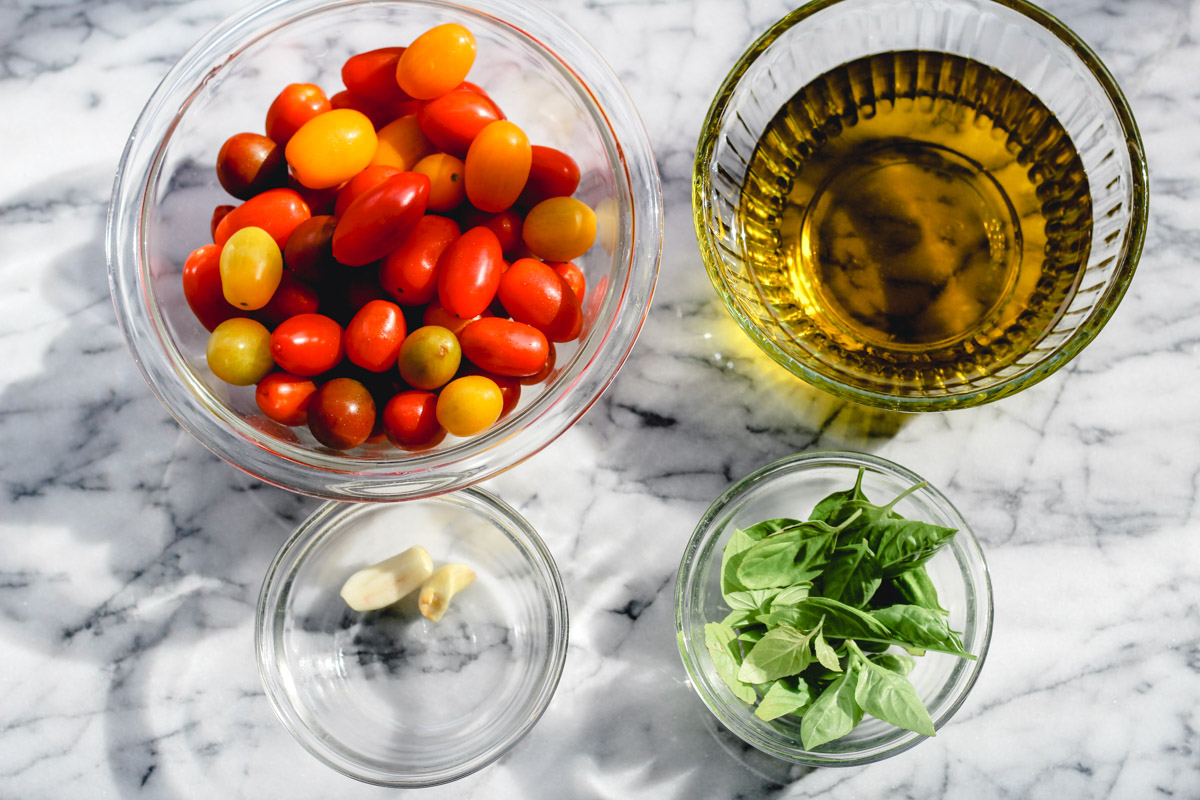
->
[[1, 0, 1197, 797]]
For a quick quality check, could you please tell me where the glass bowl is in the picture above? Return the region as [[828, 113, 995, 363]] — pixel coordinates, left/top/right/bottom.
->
[[107, 0, 662, 500], [675, 451, 993, 766], [256, 488, 568, 786], [693, 0, 1148, 411]]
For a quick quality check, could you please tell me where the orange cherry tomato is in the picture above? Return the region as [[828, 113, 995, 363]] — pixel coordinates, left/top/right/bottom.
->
[[332, 172, 430, 267], [285, 109, 378, 189], [458, 361, 520, 417], [370, 114, 434, 170], [465, 120, 531, 213], [341, 47, 411, 106], [518, 145, 581, 206], [422, 299, 489, 336], [436, 375, 502, 437], [521, 196, 596, 261], [382, 390, 445, 450], [220, 226, 283, 311], [497, 257, 582, 342], [255, 371, 318, 427], [413, 153, 465, 212], [214, 187, 311, 251], [307, 377, 376, 450], [345, 299, 407, 372], [396, 24, 476, 100], [283, 215, 338, 283], [459, 317, 548, 377], [548, 261, 585, 302], [334, 165, 401, 218], [437, 226, 503, 319], [269, 313, 345, 376], [217, 133, 287, 200], [183, 244, 242, 331], [266, 83, 331, 147], [416, 88, 504, 157], [380, 214, 461, 305]]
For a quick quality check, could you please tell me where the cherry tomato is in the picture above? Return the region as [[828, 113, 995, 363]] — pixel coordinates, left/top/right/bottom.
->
[[379, 214, 460, 305], [548, 261, 586, 302], [334, 165, 401, 218], [497, 257, 582, 342], [211, 204, 235, 240], [287, 174, 340, 216], [437, 226, 503, 319], [332, 172, 430, 266], [269, 313, 345, 376], [207, 318, 274, 386], [416, 89, 504, 157], [219, 226, 283, 310], [341, 47, 411, 106], [436, 375, 502, 437], [465, 120, 531, 213], [397, 325, 461, 390], [331, 90, 397, 130], [413, 153, 465, 212], [266, 83, 331, 147], [370, 114, 433, 170], [255, 371, 318, 426], [216, 132, 287, 200], [285, 109, 378, 189], [396, 24, 476, 100], [459, 208, 523, 256], [459, 317, 548, 377], [521, 196, 596, 261], [345, 299, 407, 372], [214, 188, 311, 251], [346, 273, 392, 313], [422, 300, 489, 336], [307, 377, 376, 450], [183, 244, 241, 331], [458, 362, 520, 417], [518, 145, 582, 207], [256, 270, 320, 327], [382, 390, 445, 450], [520, 341, 556, 385], [283, 215, 338, 283]]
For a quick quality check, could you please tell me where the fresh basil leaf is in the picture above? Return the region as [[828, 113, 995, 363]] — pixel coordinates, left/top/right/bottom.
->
[[760, 597, 894, 643], [736, 522, 839, 589], [871, 605, 975, 659], [866, 518, 957, 579], [754, 678, 815, 721], [704, 622, 757, 704], [721, 523, 778, 595], [808, 468, 869, 524], [889, 565, 949, 615], [800, 659, 863, 749], [721, 608, 759, 628], [769, 582, 813, 608], [819, 541, 882, 608], [738, 625, 816, 684], [869, 653, 916, 677], [726, 588, 785, 611], [852, 648, 935, 737], [738, 627, 765, 647], [813, 630, 842, 673]]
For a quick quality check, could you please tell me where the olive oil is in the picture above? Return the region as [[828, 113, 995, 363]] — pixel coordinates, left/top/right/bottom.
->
[[739, 51, 1092, 393]]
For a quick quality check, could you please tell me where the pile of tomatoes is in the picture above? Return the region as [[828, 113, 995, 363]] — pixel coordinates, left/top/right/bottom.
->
[[182, 23, 596, 452]]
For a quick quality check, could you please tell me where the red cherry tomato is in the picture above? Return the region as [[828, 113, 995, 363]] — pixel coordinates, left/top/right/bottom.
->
[[379, 214, 460, 305], [217, 132, 287, 200], [287, 174, 340, 216], [346, 274, 392, 313], [255, 371, 318, 426], [182, 243, 242, 331], [464, 120, 531, 213], [437, 226, 503, 319], [256, 270, 320, 328], [422, 299, 489, 336], [269, 313, 345, 376], [549, 261, 585, 302], [331, 90, 396, 130], [416, 89, 505, 157], [459, 317, 548, 377], [211, 204, 235, 240], [332, 172, 430, 266], [497, 257, 582, 342], [518, 145, 581, 206], [382, 390, 445, 450], [307, 377, 376, 450], [459, 208, 523, 257], [520, 341, 556, 385], [283, 215, 338, 283], [266, 83, 331, 147], [334, 165, 401, 218], [341, 47, 411, 106], [214, 188, 311, 251], [345, 299, 407, 372]]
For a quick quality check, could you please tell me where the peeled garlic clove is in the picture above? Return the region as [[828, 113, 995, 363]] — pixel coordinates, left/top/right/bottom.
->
[[418, 563, 476, 622], [339, 545, 434, 612]]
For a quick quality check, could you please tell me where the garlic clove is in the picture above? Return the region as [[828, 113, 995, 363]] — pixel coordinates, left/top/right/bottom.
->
[[339, 545, 434, 612], [418, 563, 477, 622]]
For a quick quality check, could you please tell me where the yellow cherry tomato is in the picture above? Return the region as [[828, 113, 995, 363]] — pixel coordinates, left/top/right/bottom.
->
[[397, 325, 461, 390], [521, 196, 597, 262], [206, 318, 274, 386], [396, 23, 476, 100], [219, 226, 282, 310], [413, 152, 466, 212], [285, 108, 378, 189], [465, 120, 531, 213], [370, 114, 434, 171], [436, 375, 502, 437]]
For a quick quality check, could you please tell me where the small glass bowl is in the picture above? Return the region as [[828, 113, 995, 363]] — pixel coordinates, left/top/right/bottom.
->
[[675, 451, 992, 767], [107, 0, 662, 500], [693, 0, 1148, 410], [256, 488, 568, 786]]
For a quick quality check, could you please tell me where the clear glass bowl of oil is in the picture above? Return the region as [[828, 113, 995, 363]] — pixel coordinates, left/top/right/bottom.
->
[[695, 0, 1148, 411]]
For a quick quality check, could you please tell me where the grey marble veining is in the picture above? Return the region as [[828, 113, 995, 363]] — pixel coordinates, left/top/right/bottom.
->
[[2, 0, 1198, 797]]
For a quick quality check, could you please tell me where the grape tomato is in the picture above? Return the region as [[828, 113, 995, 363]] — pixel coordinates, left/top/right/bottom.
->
[[307, 377, 376, 450], [332, 171, 430, 267], [269, 313, 345, 377], [416, 89, 504, 157], [345, 299, 407, 372], [207, 318, 275, 386], [396, 23, 476, 100], [464, 120, 531, 213], [214, 187, 311, 251], [255, 371, 318, 427], [219, 226, 283, 310], [521, 196, 596, 262], [437, 226, 504, 319], [436, 375, 502, 437], [285, 108, 378, 189], [459, 317, 549, 377], [379, 214, 460, 306], [217, 133, 286, 200], [266, 83, 331, 146]]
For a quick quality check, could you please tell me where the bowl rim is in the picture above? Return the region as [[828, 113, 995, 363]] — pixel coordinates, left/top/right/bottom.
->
[[254, 486, 570, 787], [106, 0, 663, 501], [674, 449, 994, 766], [691, 0, 1149, 412]]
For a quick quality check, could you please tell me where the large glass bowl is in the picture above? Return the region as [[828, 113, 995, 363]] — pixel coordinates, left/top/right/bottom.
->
[[694, 0, 1148, 411], [108, 0, 662, 500], [675, 451, 993, 766]]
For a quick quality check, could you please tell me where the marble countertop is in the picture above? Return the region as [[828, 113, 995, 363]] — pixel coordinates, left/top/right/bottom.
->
[[2, 0, 1197, 796]]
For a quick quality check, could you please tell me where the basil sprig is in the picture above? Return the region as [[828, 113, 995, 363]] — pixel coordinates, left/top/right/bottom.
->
[[703, 469, 973, 749]]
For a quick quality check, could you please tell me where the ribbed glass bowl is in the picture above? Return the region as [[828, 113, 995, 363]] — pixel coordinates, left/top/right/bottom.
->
[[107, 0, 662, 500], [693, 0, 1147, 410], [256, 488, 568, 786], [675, 451, 993, 766]]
